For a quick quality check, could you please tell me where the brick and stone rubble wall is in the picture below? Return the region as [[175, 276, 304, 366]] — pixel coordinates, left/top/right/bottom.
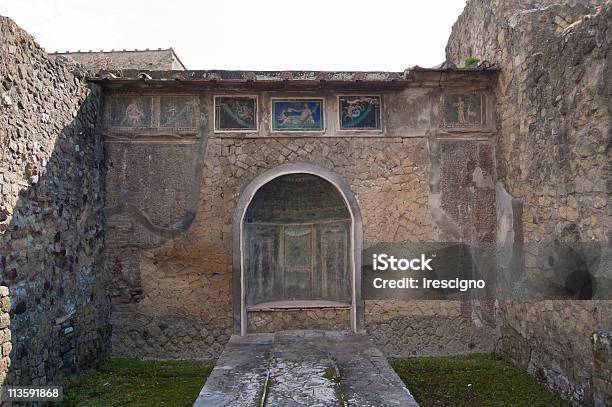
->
[[447, 1, 611, 404], [0, 288, 10, 386], [592, 331, 612, 406], [0, 16, 110, 386]]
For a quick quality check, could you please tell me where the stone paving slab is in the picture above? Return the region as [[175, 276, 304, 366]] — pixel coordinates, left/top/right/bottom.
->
[[193, 330, 418, 407]]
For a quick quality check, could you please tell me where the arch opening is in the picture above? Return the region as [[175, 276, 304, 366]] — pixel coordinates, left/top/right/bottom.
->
[[232, 163, 363, 335], [244, 174, 352, 307]]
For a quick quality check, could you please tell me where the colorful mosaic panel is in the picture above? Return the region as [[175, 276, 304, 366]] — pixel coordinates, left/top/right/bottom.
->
[[110, 96, 153, 127], [339, 95, 381, 130], [160, 96, 194, 128], [441, 94, 486, 128], [215, 96, 257, 131], [272, 99, 324, 132]]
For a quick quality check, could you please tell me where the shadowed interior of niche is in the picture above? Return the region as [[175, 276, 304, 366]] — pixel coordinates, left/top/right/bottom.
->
[[243, 174, 352, 308]]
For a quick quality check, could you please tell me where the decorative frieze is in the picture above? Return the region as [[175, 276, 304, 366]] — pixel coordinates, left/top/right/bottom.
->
[[103, 91, 497, 139], [105, 94, 198, 139]]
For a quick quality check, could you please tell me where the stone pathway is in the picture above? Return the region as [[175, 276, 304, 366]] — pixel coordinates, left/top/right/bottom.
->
[[193, 330, 418, 407]]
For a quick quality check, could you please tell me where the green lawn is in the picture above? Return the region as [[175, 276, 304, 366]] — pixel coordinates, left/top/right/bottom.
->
[[58, 358, 212, 407], [390, 353, 570, 407], [59, 354, 570, 406]]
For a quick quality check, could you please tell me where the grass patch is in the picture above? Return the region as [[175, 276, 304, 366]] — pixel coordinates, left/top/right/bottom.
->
[[464, 56, 480, 67], [256, 372, 272, 407], [58, 358, 213, 407], [390, 353, 570, 407], [323, 362, 347, 407], [323, 367, 337, 382]]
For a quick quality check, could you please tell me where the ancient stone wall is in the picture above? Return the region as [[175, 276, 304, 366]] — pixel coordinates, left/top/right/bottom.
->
[[593, 331, 612, 406], [0, 16, 110, 386], [248, 309, 350, 334], [0, 287, 10, 386], [102, 83, 499, 359], [447, 1, 611, 404]]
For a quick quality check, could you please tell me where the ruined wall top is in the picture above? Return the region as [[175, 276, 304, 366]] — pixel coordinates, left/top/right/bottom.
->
[[445, 0, 605, 66], [54, 48, 186, 73]]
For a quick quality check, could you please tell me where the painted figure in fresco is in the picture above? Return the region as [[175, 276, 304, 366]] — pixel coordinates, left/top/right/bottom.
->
[[161, 99, 193, 127], [218, 98, 255, 129], [235, 101, 254, 122], [279, 103, 315, 126], [339, 96, 381, 130], [123, 100, 144, 126], [450, 96, 478, 125], [343, 97, 378, 120], [454, 97, 466, 124], [165, 103, 177, 122]]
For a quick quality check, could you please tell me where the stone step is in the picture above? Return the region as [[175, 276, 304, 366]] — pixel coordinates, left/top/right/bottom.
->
[[193, 330, 418, 407]]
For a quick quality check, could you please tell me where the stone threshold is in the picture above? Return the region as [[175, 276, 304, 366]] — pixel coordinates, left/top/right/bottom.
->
[[193, 330, 419, 407]]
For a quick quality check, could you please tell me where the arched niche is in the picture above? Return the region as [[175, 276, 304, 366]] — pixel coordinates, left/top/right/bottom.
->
[[231, 163, 363, 335]]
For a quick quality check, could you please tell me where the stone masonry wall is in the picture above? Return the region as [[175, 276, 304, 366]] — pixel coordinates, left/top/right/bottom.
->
[[592, 331, 612, 406], [0, 16, 110, 387], [104, 83, 498, 360], [447, 1, 611, 404], [0, 288, 10, 386], [109, 134, 494, 358], [248, 309, 351, 334]]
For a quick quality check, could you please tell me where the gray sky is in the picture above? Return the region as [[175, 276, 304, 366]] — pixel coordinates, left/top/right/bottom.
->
[[0, 0, 467, 71]]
